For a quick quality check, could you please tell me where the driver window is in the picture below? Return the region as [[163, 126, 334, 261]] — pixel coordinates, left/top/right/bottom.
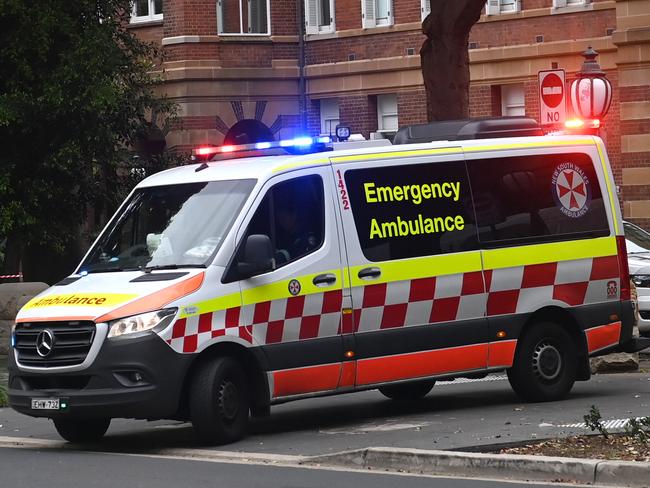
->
[[243, 175, 325, 268]]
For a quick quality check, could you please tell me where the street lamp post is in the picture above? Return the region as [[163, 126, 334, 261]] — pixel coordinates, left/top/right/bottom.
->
[[569, 46, 613, 126]]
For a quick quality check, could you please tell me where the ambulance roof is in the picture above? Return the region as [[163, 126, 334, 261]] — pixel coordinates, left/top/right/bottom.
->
[[136, 134, 598, 189]]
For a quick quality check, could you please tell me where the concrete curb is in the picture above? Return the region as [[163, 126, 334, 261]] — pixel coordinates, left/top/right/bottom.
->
[[302, 447, 650, 486]]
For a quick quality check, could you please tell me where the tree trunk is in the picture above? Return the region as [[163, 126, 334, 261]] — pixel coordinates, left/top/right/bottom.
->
[[420, 0, 486, 121]]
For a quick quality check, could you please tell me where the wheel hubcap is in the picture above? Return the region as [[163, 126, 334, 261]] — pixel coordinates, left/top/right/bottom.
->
[[218, 381, 239, 421], [532, 341, 562, 381]]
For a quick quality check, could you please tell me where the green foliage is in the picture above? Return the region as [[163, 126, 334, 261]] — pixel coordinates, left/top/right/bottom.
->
[[0, 0, 177, 261], [625, 416, 650, 444], [0, 384, 7, 408], [584, 405, 609, 438]]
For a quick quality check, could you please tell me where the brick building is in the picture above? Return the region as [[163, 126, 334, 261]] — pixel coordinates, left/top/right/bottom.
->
[[129, 0, 650, 225]]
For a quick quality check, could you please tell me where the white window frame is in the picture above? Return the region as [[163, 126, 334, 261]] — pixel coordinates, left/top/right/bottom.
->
[[361, 0, 393, 28], [553, 0, 590, 8], [319, 99, 340, 135], [217, 0, 272, 36], [377, 94, 398, 133], [305, 0, 335, 34], [131, 0, 163, 23], [421, 0, 430, 21], [485, 0, 521, 15], [500, 84, 525, 117]]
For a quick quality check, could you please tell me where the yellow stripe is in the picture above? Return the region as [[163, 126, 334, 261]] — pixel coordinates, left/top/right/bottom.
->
[[242, 269, 343, 305], [596, 140, 620, 235], [179, 292, 241, 318], [483, 237, 617, 270], [349, 251, 482, 287], [273, 158, 330, 173], [331, 147, 462, 164], [464, 139, 594, 153]]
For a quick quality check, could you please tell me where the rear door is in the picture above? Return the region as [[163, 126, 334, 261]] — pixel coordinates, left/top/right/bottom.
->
[[233, 166, 349, 400], [332, 148, 489, 388]]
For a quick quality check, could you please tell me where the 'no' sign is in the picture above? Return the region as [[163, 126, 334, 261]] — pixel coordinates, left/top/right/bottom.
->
[[538, 69, 566, 126]]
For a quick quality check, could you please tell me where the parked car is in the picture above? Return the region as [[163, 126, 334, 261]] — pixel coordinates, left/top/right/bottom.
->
[[624, 220, 650, 336]]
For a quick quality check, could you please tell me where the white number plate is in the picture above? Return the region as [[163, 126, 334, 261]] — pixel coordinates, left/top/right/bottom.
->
[[31, 398, 60, 410]]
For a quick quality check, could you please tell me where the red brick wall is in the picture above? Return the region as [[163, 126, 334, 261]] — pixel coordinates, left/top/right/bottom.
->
[[339, 95, 378, 137], [219, 41, 274, 67], [335, 0, 362, 31], [470, 9, 614, 47], [164, 0, 218, 37], [394, 0, 422, 25], [397, 90, 427, 126], [271, 0, 298, 35]]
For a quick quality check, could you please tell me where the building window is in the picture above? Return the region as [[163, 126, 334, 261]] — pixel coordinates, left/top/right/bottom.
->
[[553, 0, 590, 7], [320, 99, 340, 136], [131, 0, 163, 23], [218, 0, 270, 35], [362, 0, 392, 28], [305, 0, 335, 34], [377, 94, 398, 132], [501, 84, 525, 116], [485, 0, 521, 15], [421, 0, 431, 21]]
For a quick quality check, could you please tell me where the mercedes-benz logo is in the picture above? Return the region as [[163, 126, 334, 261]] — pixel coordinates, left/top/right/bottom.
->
[[36, 329, 55, 358]]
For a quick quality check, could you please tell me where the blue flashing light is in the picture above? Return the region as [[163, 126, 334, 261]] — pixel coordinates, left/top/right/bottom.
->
[[11, 333, 15, 348], [316, 136, 331, 143], [291, 137, 314, 147]]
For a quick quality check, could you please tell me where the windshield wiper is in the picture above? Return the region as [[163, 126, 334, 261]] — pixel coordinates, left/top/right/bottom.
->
[[85, 266, 127, 274], [142, 264, 207, 273]]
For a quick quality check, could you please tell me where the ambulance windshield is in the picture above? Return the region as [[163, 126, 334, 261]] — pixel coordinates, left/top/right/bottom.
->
[[79, 179, 255, 273]]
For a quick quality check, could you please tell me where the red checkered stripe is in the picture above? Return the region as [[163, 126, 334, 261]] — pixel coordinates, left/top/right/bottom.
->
[[164, 289, 344, 353], [163, 255, 619, 353], [348, 255, 620, 333]]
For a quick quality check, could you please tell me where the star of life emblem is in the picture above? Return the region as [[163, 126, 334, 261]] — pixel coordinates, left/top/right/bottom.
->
[[551, 162, 591, 218]]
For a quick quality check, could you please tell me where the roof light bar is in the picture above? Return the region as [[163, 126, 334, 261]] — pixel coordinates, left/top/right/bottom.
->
[[193, 136, 333, 161]]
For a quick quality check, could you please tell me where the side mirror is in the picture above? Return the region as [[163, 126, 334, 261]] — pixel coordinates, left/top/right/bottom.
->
[[237, 234, 274, 279]]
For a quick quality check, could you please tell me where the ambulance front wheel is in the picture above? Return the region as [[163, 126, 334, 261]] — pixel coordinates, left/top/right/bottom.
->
[[189, 356, 250, 445], [507, 321, 577, 402], [378, 379, 435, 401], [53, 417, 111, 443]]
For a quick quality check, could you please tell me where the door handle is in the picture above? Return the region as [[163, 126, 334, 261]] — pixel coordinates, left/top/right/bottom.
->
[[358, 267, 381, 280], [313, 273, 337, 286]]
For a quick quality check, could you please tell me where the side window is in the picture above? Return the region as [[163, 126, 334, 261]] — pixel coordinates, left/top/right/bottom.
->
[[466, 152, 610, 247], [243, 175, 325, 268], [345, 160, 478, 262]]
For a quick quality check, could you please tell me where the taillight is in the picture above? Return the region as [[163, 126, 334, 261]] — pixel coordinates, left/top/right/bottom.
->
[[616, 235, 631, 301]]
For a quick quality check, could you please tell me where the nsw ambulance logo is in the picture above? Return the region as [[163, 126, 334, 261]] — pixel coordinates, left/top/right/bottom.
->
[[551, 163, 591, 218]]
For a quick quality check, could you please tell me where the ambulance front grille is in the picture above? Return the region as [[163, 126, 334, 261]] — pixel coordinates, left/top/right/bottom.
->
[[14, 321, 96, 368]]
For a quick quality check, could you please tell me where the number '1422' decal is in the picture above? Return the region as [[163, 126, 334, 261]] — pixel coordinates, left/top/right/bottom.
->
[[336, 169, 350, 210]]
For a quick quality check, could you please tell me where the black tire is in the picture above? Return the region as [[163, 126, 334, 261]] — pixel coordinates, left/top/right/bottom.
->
[[53, 417, 110, 443], [379, 379, 435, 400], [507, 321, 577, 402], [189, 356, 249, 445]]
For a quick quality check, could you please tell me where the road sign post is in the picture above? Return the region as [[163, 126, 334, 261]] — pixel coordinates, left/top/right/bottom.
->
[[538, 69, 566, 126]]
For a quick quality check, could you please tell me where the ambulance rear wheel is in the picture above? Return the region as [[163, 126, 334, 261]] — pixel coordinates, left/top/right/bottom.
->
[[189, 356, 249, 445], [379, 379, 435, 401], [507, 321, 577, 402], [53, 417, 110, 443]]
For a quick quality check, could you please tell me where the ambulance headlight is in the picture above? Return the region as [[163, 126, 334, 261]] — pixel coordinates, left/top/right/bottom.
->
[[107, 309, 177, 338]]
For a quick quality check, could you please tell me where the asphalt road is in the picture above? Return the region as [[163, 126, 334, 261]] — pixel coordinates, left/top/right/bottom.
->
[[0, 447, 589, 488], [1, 371, 649, 456]]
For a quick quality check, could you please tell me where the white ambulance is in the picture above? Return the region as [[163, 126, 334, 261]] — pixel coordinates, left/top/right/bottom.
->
[[8, 118, 648, 444]]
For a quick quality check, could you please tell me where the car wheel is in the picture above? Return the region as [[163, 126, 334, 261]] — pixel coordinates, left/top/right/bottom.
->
[[507, 321, 577, 402], [378, 379, 435, 401], [190, 356, 249, 445], [53, 417, 110, 442]]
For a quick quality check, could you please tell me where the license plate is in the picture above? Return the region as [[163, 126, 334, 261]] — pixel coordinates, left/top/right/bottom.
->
[[31, 398, 60, 410]]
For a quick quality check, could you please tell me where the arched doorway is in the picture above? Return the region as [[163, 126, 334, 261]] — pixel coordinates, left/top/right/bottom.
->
[[224, 119, 274, 145]]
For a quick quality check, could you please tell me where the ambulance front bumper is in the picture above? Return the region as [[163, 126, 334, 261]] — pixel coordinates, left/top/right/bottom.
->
[[8, 332, 194, 420]]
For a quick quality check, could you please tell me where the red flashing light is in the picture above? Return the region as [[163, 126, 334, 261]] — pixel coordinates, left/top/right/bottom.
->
[[195, 146, 220, 156], [220, 145, 235, 153], [564, 118, 601, 131]]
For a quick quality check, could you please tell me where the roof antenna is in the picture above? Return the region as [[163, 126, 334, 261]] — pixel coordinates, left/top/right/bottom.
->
[[195, 162, 209, 172]]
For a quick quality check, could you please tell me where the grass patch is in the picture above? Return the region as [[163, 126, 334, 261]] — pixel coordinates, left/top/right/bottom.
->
[[0, 384, 7, 408]]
